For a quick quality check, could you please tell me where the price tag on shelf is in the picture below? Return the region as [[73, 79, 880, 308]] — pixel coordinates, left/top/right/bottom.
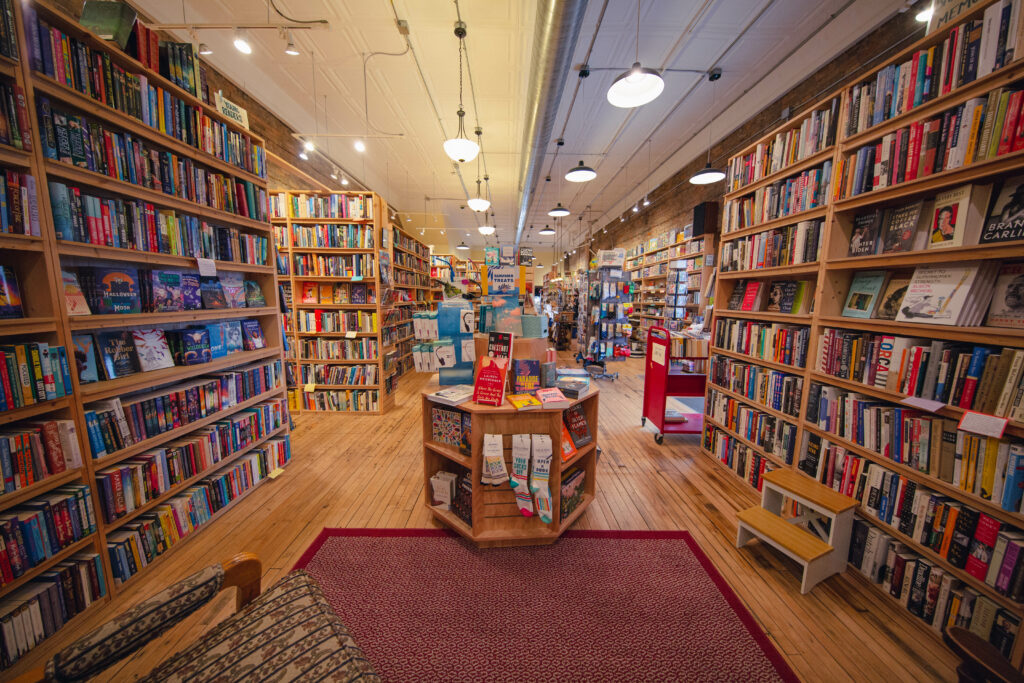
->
[[352, 275, 363, 281], [345, 331, 357, 339], [268, 468, 285, 479], [304, 382, 315, 393], [899, 396, 945, 413], [197, 257, 217, 277], [957, 411, 1008, 439]]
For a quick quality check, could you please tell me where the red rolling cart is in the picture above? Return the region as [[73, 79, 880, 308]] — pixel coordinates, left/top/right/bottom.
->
[[641, 326, 706, 443]]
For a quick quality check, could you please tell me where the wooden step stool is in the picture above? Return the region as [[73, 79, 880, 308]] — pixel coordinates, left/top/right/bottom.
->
[[736, 469, 857, 594]]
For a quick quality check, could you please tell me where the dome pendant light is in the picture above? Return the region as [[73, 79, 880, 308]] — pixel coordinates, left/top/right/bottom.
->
[[478, 212, 496, 236], [456, 240, 470, 251], [565, 160, 596, 183], [606, 3, 663, 108], [548, 203, 570, 217], [467, 132, 490, 211], [443, 22, 479, 163], [690, 68, 726, 186], [539, 224, 555, 236]]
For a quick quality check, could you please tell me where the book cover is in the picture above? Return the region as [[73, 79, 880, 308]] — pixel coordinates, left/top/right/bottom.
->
[[508, 393, 542, 410], [928, 184, 991, 249], [765, 281, 787, 313], [986, 262, 1024, 329], [149, 270, 183, 312], [740, 281, 763, 311], [560, 467, 585, 521], [882, 200, 927, 253], [219, 271, 246, 308], [71, 333, 103, 384], [223, 321, 243, 353], [559, 423, 578, 462], [244, 280, 266, 307], [351, 284, 367, 304], [199, 276, 227, 309], [981, 175, 1024, 243], [90, 266, 141, 314], [179, 328, 212, 365], [428, 384, 473, 406], [536, 387, 570, 409], [0, 265, 22, 319], [240, 320, 266, 350], [61, 269, 90, 316], [473, 332, 513, 406], [179, 272, 201, 310], [96, 330, 140, 379], [726, 280, 747, 310], [874, 273, 913, 320], [895, 262, 982, 325], [205, 323, 227, 358], [848, 209, 884, 257], [130, 329, 174, 371], [430, 406, 463, 449], [511, 359, 540, 394], [842, 270, 889, 318], [564, 403, 592, 448]]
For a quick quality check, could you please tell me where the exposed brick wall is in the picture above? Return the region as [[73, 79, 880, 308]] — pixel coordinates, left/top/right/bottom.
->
[[563, 8, 924, 274]]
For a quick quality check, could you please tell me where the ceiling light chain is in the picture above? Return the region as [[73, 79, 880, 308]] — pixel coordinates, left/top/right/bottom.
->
[[443, 22, 480, 163]]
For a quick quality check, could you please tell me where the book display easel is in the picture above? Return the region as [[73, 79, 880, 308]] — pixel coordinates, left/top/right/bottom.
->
[[704, 0, 1024, 666], [0, 0, 292, 672], [270, 190, 396, 414]]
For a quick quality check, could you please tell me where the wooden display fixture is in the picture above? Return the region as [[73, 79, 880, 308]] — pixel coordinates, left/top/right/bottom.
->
[[0, 0, 292, 675], [421, 385, 599, 547], [385, 219, 436, 376], [703, 0, 1024, 668]]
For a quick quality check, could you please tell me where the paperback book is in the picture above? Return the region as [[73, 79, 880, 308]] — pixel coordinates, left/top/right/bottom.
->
[[473, 331, 513, 407], [981, 176, 1024, 243], [131, 329, 174, 371], [96, 330, 140, 379], [842, 271, 889, 318], [987, 262, 1024, 329], [62, 270, 90, 316], [0, 266, 22, 319]]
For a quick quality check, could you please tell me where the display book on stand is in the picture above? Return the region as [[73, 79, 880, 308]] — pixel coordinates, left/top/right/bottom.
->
[[705, 0, 1024, 667], [422, 293, 598, 547], [0, 0, 293, 673]]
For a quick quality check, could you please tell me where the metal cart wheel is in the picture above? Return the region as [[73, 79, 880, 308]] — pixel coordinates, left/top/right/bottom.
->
[[655, 433, 664, 445], [641, 417, 646, 426]]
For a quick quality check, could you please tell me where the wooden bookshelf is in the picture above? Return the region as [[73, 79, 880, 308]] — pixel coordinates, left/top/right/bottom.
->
[[703, 0, 1024, 667], [271, 190, 396, 415], [0, 0, 293, 674], [386, 220, 437, 377]]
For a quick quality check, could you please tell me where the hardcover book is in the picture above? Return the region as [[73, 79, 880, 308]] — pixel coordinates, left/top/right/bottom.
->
[[881, 200, 929, 253], [842, 270, 889, 318], [199, 276, 227, 309], [131, 329, 174, 371], [560, 468, 585, 521], [180, 272, 202, 310], [149, 270, 183, 312], [351, 284, 367, 305], [240, 319, 266, 350], [61, 270, 90, 316], [564, 403, 592, 448], [987, 262, 1024, 329], [427, 384, 474, 406], [71, 333, 103, 383], [431, 406, 467, 451], [848, 209, 884, 257], [511, 359, 541, 394], [536, 387, 571, 409], [559, 423, 578, 462], [874, 273, 913, 320], [223, 321, 243, 353], [96, 330, 141, 379], [90, 267, 140, 314], [219, 271, 246, 308], [473, 332, 513, 406], [981, 175, 1024, 243], [205, 323, 227, 358], [927, 184, 991, 249], [0, 265, 22, 319], [244, 280, 266, 307], [895, 263, 986, 326], [179, 328, 212, 365], [508, 393, 542, 410]]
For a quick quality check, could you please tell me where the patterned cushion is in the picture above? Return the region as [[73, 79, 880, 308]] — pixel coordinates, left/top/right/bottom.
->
[[47, 564, 225, 682], [139, 570, 380, 682]]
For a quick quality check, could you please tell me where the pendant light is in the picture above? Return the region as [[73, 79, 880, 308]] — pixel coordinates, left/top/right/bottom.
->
[[478, 212, 495, 236], [606, 3, 663, 108], [548, 203, 570, 217], [689, 69, 725, 185], [565, 160, 596, 183], [233, 28, 252, 54], [443, 22, 479, 163], [539, 224, 555, 236], [467, 129, 491, 211], [284, 30, 299, 56], [456, 241, 470, 250]]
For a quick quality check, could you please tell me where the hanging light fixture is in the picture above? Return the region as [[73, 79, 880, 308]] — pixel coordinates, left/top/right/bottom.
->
[[632, 202, 639, 213], [456, 241, 470, 250], [198, 43, 212, 55], [341, 177, 349, 185], [565, 160, 596, 183], [539, 224, 555, 236], [233, 28, 252, 54], [643, 195, 650, 206], [284, 30, 299, 56], [606, 2, 663, 108], [354, 140, 366, 152], [467, 130, 490, 211], [548, 203, 570, 217], [690, 69, 726, 185], [443, 22, 479, 163], [478, 224, 495, 236], [915, 5, 934, 22]]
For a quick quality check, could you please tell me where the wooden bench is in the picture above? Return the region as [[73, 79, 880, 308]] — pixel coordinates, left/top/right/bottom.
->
[[736, 469, 857, 594]]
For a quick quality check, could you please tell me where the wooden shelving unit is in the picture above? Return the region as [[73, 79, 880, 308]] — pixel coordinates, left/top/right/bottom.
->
[[421, 385, 599, 547], [703, 0, 1024, 667], [271, 190, 397, 414], [386, 220, 437, 376], [0, 0, 292, 674]]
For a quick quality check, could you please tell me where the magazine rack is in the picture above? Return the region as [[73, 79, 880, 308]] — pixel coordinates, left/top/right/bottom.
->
[[641, 326, 706, 443]]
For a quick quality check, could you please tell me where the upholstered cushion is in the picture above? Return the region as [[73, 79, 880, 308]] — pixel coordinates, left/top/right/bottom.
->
[[47, 564, 224, 682], [139, 570, 380, 682]]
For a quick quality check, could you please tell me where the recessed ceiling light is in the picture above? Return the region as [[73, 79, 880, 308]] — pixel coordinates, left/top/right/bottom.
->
[[354, 140, 366, 152]]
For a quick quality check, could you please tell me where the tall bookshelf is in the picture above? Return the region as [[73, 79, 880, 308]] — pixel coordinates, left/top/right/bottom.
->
[[0, 0, 292, 673], [270, 190, 395, 415], [704, 0, 1024, 666], [385, 220, 434, 376]]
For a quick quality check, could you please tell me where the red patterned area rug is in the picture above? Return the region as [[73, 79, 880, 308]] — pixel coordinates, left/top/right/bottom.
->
[[293, 529, 798, 682]]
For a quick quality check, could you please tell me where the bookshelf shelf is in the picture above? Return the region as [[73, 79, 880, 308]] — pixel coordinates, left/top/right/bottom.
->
[[0, 233, 44, 251], [719, 262, 821, 279], [0, 145, 33, 167], [709, 347, 806, 374], [0, 397, 72, 427], [295, 331, 378, 337], [0, 468, 82, 512], [723, 205, 829, 240], [724, 146, 837, 201], [0, 534, 97, 601], [56, 241, 274, 273], [715, 309, 811, 324], [292, 303, 379, 310], [0, 317, 57, 335], [707, 381, 799, 423], [704, 415, 791, 469], [67, 306, 277, 331], [282, 217, 374, 224], [815, 316, 1024, 348], [824, 243, 1024, 269], [424, 441, 473, 469]]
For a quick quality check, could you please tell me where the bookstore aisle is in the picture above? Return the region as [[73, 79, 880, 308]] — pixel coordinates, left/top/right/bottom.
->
[[21, 353, 956, 683]]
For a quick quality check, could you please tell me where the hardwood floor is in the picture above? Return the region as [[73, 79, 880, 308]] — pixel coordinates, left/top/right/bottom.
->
[[7, 354, 960, 681]]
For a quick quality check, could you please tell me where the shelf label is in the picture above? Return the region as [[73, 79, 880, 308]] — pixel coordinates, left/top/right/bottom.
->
[[899, 396, 946, 413], [652, 344, 666, 366], [957, 411, 1008, 439], [268, 467, 285, 479], [345, 331, 357, 339], [304, 382, 316, 393], [197, 257, 217, 277], [352, 275, 363, 281]]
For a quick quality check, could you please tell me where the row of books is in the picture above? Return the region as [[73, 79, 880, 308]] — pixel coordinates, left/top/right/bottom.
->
[[0, 81, 31, 153], [82, 359, 283, 460], [839, 81, 1024, 200], [0, 343, 72, 414], [0, 552, 106, 669], [300, 363, 378, 387], [720, 218, 823, 272], [287, 223, 374, 250], [702, 424, 776, 490], [0, 420, 81, 496], [25, 10, 265, 177], [0, 484, 96, 581], [708, 355, 803, 418], [39, 99, 268, 222], [723, 161, 832, 232], [292, 253, 374, 279], [0, 0, 16, 62], [106, 437, 290, 586], [846, 2, 1024, 138], [849, 516, 1017, 658], [382, 322, 413, 346], [71, 321, 266, 385], [726, 95, 841, 192], [296, 282, 374, 306], [297, 310, 377, 334], [301, 389, 380, 412], [270, 193, 374, 220], [707, 389, 798, 464], [50, 181, 268, 265], [726, 279, 813, 315], [817, 327, 1024, 420], [393, 270, 430, 288], [95, 398, 285, 523], [807, 383, 1024, 511], [391, 229, 430, 258], [712, 318, 811, 369], [393, 252, 427, 274], [0, 169, 39, 236], [300, 338, 378, 362]]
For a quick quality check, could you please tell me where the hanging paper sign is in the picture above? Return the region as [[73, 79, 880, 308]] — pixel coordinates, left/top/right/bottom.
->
[[214, 91, 250, 130], [500, 245, 516, 266], [518, 247, 533, 266], [484, 247, 499, 267], [597, 248, 626, 268], [486, 266, 519, 295]]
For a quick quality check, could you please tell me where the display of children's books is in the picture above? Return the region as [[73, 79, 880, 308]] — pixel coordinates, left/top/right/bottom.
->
[[62, 269, 90, 316], [206, 322, 227, 358], [149, 270, 184, 312], [97, 330, 141, 379], [91, 266, 141, 314], [244, 280, 266, 307], [224, 320, 244, 353], [131, 329, 175, 371], [200, 276, 228, 309], [241, 319, 266, 350], [220, 271, 247, 308], [71, 333, 102, 383], [181, 272, 202, 310], [170, 327, 213, 365], [0, 265, 23, 319]]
